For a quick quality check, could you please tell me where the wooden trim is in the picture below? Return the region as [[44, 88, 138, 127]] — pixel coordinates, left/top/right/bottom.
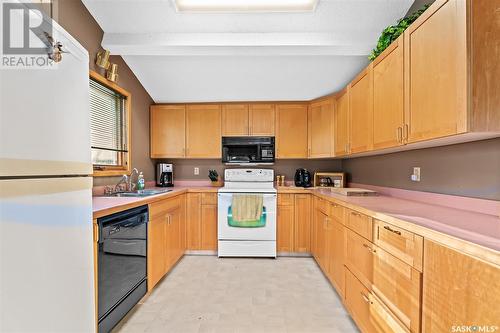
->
[[372, 35, 402, 67], [90, 70, 132, 177]]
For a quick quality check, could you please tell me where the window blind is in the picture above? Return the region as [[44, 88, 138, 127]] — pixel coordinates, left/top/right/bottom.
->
[[90, 78, 127, 166]]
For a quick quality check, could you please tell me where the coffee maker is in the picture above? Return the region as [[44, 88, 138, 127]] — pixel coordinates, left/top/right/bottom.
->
[[156, 163, 174, 187]]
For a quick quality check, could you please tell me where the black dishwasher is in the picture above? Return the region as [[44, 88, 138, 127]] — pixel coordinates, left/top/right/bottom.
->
[[98, 205, 148, 333]]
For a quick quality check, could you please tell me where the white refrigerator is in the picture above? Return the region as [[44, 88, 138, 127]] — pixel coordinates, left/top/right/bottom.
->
[[0, 7, 96, 333]]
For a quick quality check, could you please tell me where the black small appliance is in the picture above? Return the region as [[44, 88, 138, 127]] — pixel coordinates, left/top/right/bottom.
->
[[156, 163, 174, 187], [294, 168, 312, 187]]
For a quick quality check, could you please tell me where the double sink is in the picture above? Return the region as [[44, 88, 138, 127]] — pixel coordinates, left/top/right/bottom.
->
[[107, 189, 172, 197]]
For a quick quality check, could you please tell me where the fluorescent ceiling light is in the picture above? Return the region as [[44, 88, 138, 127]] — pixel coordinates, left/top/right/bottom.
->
[[174, 0, 319, 12]]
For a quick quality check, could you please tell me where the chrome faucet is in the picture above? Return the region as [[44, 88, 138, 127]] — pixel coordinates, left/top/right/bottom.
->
[[114, 174, 129, 193], [129, 168, 139, 192]]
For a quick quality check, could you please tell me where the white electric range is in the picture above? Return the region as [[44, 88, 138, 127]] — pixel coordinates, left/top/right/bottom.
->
[[217, 169, 277, 257]]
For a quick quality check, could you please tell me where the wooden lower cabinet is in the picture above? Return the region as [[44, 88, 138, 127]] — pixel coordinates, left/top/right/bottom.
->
[[422, 240, 500, 332], [148, 195, 185, 291], [327, 219, 346, 296], [345, 228, 421, 333], [186, 193, 202, 250], [277, 204, 294, 253], [345, 269, 409, 333], [186, 192, 218, 251], [277, 193, 311, 254], [294, 194, 312, 253], [201, 204, 217, 250]]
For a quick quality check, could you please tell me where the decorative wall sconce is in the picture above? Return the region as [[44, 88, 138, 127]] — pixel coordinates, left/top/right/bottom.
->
[[96, 48, 119, 83], [106, 63, 119, 83], [96, 49, 110, 69]]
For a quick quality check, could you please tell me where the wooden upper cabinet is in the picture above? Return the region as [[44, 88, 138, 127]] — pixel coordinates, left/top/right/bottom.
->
[[404, 0, 467, 143], [222, 104, 249, 136], [423, 240, 500, 331], [350, 67, 374, 154], [186, 104, 221, 158], [308, 97, 334, 158], [150, 105, 186, 158], [276, 104, 309, 158], [373, 36, 405, 150], [249, 103, 275, 136], [334, 88, 350, 157]]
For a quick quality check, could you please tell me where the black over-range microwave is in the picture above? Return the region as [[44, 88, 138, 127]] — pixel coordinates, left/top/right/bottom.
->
[[222, 136, 275, 164]]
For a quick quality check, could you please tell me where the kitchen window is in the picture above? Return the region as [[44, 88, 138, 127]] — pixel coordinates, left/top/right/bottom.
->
[[89, 71, 131, 176]]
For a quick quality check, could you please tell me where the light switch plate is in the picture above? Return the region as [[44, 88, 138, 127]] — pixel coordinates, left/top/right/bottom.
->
[[194, 167, 199, 175]]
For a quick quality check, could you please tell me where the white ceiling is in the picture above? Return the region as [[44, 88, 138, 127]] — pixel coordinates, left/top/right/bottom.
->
[[82, 0, 414, 103]]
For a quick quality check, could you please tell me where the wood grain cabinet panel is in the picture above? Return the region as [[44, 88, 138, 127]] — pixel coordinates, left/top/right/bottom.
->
[[294, 194, 312, 253], [201, 193, 217, 205], [276, 104, 309, 158], [308, 97, 334, 158], [423, 240, 500, 332], [201, 204, 217, 251], [186, 193, 201, 250], [349, 67, 374, 154], [147, 215, 166, 291], [346, 209, 373, 241], [277, 193, 294, 206], [148, 195, 185, 291], [373, 37, 405, 150], [328, 219, 346, 296], [186, 104, 221, 158], [222, 104, 249, 136], [249, 104, 275, 136], [277, 204, 294, 253], [334, 88, 350, 156], [345, 269, 409, 333], [150, 105, 186, 158], [346, 229, 422, 333], [404, 0, 467, 143], [373, 219, 423, 271]]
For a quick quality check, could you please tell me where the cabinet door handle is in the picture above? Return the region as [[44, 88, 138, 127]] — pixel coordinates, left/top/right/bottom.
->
[[383, 225, 402, 236], [403, 124, 409, 142], [360, 292, 372, 304], [397, 127, 402, 143], [363, 243, 376, 253], [351, 211, 361, 217]]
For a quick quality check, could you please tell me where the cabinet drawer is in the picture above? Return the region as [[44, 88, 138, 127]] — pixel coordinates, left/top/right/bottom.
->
[[346, 230, 421, 333], [373, 219, 423, 271], [201, 193, 217, 205], [345, 269, 409, 333], [314, 196, 330, 215], [278, 194, 294, 206], [346, 209, 372, 241], [150, 196, 182, 220], [330, 202, 345, 224]]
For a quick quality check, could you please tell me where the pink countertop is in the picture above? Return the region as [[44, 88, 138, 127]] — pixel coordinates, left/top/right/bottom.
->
[[92, 186, 217, 218], [93, 184, 500, 256], [311, 188, 500, 252]]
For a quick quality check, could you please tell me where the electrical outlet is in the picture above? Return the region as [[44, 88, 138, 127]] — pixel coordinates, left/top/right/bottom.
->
[[411, 167, 421, 182], [194, 167, 199, 175]]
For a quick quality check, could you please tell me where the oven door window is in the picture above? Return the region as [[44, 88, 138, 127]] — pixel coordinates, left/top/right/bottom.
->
[[227, 206, 267, 228]]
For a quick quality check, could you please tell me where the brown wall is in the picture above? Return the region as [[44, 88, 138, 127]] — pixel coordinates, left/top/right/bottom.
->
[[47, 0, 155, 186], [342, 138, 500, 201], [158, 159, 342, 183]]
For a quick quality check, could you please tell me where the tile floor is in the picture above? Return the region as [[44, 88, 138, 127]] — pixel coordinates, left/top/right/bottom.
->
[[113, 255, 359, 333]]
